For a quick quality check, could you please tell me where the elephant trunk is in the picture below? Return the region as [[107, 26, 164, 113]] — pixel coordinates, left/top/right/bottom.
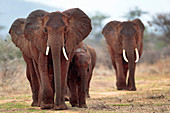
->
[[126, 49, 136, 90], [47, 31, 69, 106], [78, 67, 87, 105], [80, 68, 86, 94], [50, 43, 61, 106]]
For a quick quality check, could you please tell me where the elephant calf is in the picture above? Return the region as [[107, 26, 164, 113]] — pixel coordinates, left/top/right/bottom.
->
[[67, 42, 96, 108]]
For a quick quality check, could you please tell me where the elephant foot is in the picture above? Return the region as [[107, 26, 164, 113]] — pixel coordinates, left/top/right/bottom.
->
[[79, 104, 87, 108], [69, 97, 78, 107], [40, 102, 54, 109], [116, 82, 126, 90], [53, 103, 68, 110], [37, 100, 41, 107], [31, 101, 38, 107], [117, 85, 126, 90], [72, 104, 79, 107], [86, 94, 90, 98], [117, 88, 126, 90], [31, 94, 39, 107], [126, 85, 136, 91]]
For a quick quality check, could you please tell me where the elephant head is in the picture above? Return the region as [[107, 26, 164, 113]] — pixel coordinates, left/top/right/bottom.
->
[[24, 8, 92, 105], [117, 20, 145, 64], [102, 19, 145, 90], [102, 19, 144, 63]]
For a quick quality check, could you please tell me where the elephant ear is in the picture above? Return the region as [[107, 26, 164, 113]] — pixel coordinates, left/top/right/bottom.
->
[[62, 8, 92, 53], [132, 19, 145, 50], [9, 18, 31, 57], [132, 18, 145, 39], [102, 21, 122, 53], [24, 10, 48, 53]]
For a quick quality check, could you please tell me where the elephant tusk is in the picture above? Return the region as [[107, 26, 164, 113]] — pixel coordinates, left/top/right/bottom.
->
[[123, 49, 128, 62], [46, 46, 50, 55], [135, 48, 139, 63], [62, 47, 69, 61]]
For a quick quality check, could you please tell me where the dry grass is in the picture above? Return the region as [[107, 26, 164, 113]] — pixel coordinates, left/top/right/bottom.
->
[[0, 58, 170, 112]]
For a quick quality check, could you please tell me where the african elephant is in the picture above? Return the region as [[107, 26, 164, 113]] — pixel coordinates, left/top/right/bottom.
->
[[9, 18, 40, 106], [102, 19, 145, 91], [67, 42, 96, 108], [9, 8, 92, 110]]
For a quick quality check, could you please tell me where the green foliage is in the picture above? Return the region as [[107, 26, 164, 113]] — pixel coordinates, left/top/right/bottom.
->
[[123, 7, 147, 20], [90, 12, 109, 40], [0, 96, 14, 100], [155, 41, 166, 50], [0, 102, 29, 109], [0, 36, 23, 64], [111, 103, 130, 106], [151, 13, 170, 44]]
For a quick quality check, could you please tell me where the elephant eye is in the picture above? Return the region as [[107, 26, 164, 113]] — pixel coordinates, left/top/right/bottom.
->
[[44, 27, 48, 33], [64, 26, 68, 33]]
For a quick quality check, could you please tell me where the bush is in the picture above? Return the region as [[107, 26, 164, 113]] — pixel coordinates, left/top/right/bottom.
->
[[0, 37, 26, 92], [0, 37, 23, 62]]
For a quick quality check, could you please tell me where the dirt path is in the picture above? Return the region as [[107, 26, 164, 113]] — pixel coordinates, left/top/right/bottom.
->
[[0, 65, 170, 112]]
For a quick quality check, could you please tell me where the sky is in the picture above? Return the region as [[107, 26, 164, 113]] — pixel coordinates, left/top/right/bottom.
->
[[24, 0, 170, 22], [0, 0, 170, 38]]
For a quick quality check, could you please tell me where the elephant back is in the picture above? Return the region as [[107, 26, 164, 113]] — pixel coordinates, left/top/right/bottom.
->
[[9, 18, 31, 58], [85, 44, 96, 70]]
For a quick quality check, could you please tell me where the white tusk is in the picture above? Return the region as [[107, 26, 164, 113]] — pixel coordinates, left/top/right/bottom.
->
[[62, 47, 69, 60], [46, 46, 50, 55], [135, 48, 139, 63], [123, 49, 128, 62]]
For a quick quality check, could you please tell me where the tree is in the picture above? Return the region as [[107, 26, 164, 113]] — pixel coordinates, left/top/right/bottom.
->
[[123, 7, 150, 47], [0, 26, 4, 31], [123, 7, 147, 20], [90, 12, 109, 40], [150, 13, 170, 44]]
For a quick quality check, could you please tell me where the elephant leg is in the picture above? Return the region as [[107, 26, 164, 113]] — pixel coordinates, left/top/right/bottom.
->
[[115, 55, 126, 90], [38, 53, 54, 109], [28, 59, 39, 107], [86, 72, 92, 98], [68, 78, 78, 107], [77, 79, 87, 108], [67, 66, 78, 107], [24, 56, 39, 107], [33, 60, 41, 107], [123, 65, 128, 85], [64, 83, 70, 101], [111, 58, 120, 89], [127, 65, 136, 91]]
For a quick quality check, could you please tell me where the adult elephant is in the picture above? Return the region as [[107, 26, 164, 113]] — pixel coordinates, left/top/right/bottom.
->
[[67, 42, 96, 108], [9, 8, 92, 110], [9, 18, 40, 106], [102, 19, 145, 91]]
